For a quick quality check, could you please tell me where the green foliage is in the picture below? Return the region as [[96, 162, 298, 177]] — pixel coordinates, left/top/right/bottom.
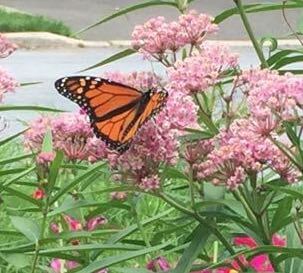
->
[[0, 8, 73, 37]]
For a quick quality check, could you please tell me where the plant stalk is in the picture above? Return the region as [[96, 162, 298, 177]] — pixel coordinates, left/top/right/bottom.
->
[[234, 0, 269, 68]]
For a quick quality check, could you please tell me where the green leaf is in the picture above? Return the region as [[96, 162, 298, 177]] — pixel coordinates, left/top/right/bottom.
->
[[48, 198, 130, 217], [271, 197, 293, 232], [171, 224, 211, 273], [3, 186, 41, 207], [0, 166, 36, 191], [36, 243, 142, 256], [47, 151, 64, 192], [0, 105, 63, 112], [77, 242, 171, 273], [284, 224, 303, 272], [267, 49, 303, 67], [41, 129, 53, 153], [2, 253, 31, 269], [0, 153, 33, 165], [79, 48, 136, 72], [0, 129, 28, 146], [50, 162, 106, 204], [215, 3, 303, 24], [75, 0, 178, 35], [272, 55, 303, 69], [20, 81, 42, 87], [10, 216, 41, 242]]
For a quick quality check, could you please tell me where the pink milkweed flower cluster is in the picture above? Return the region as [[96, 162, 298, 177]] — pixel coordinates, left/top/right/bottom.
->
[[104, 71, 198, 191], [132, 10, 218, 58], [24, 112, 108, 162], [240, 69, 303, 130], [195, 119, 299, 189], [0, 34, 17, 58], [0, 66, 18, 103], [0, 34, 18, 103], [169, 43, 238, 94]]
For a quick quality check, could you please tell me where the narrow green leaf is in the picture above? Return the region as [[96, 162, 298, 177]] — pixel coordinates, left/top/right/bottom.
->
[[0, 166, 36, 191], [2, 186, 41, 207], [50, 162, 106, 204], [79, 48, 136, 72], [77, 242, 170, 273], [0, 154, 33, 165], [272, 56, 303, 69], [0, 129, 28, 146], [41, 129, 53, 153], [215, 3, 303, 24], [267, 49, 303, 67], [75, 0, 178, 35], [172, 224, 211, 273], [20, 82, 42, 87], [113, 268, 151, 273], [2, 253, 31, 269], [0, 105, 63, 112], [271, 197, 293, 232], [47, 151, 64, 192], [10, 216, 40, 242]]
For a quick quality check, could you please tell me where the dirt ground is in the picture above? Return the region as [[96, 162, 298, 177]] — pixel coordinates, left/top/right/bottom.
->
[[1, 0, 302, 40]]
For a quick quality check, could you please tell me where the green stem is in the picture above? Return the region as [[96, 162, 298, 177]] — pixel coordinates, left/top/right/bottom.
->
[[234, 0, 269, 68], [194, 94, 219, 135], [31, 205, 49, 273]]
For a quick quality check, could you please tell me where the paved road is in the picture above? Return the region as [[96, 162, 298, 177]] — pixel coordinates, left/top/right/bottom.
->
[[1, 0, 301, 40], [0, 46, 260, 138]]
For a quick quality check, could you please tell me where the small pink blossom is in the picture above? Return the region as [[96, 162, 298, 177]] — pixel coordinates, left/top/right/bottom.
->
[[0, 34, 17, 58], [140, 175, 161, 191], [147, 256, 171, 272], [111, 191, 127, 201], [86, 216, 107, 231], [50, 223, 60, 234], [36, 151, 55, 165], [0, 67, 18, 103], [272, 233, 286, 247], [64, 215, 82, 231], [50, 259, 61, 273]]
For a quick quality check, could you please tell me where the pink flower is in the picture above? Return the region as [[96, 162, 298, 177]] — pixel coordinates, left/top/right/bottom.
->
[[233, 236, 258, 248], [231, 234, 286, 273], [131, 10, 218, 58], [111, 191, 127, 201], [272, 234, 286, 247], [24, 112, 108, 162], [64, 215, 82, 231], [169, 43, 238, 94], [178, 10, 218, 45], [140, 175, 161, 191], [86, 216, 107, 231], [36, 151, 55, 165], [184, 139, 214, 164], [50, 259, 61, 273], [147, 256, 171, 272], [66, 260, 79, 270], [50, 223, 60, 234], [196, 119, 299, 189], [32, 188, 45, 200], [0, 67, 18, 103], [0, 34, 17, 58]]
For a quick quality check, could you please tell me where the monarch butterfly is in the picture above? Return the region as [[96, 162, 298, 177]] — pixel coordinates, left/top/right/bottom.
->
[[55, 76, 168, 153]]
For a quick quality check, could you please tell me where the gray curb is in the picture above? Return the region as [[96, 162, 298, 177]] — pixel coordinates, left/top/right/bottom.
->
[[4, 32, 303, 49]]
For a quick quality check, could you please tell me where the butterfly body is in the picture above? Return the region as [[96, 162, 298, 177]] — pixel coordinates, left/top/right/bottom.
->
[[55, 76, 167, 153]]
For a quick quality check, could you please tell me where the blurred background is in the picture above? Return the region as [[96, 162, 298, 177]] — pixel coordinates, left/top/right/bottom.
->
[[1, 0, 302, 40]]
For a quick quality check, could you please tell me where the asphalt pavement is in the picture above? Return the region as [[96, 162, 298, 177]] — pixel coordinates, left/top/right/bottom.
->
[[1, 0, 301, 40]]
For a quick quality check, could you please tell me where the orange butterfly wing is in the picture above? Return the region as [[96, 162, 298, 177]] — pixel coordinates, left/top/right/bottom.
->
[[55, 76, 167, 152]]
